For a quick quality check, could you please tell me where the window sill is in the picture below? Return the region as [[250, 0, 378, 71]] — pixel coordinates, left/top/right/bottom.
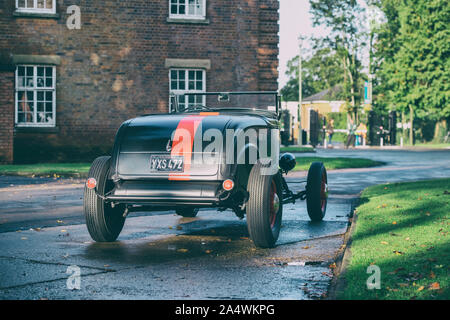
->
[[166, 17, 209, 25], [13, 11, 59, 19], [15, 126, 59, 134]]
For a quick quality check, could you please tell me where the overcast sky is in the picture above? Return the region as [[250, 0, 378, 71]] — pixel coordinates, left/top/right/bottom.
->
[[278, 0, 329, 89]]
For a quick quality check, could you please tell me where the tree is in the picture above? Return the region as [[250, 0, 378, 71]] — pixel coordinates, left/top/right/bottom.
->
[[309, 0, 367, 122], [281, 46, 345, 101], [372, 0, 449, 143]]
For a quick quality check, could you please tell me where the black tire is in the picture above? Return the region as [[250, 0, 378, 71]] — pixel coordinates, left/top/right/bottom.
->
[[306, 162, 328, 222], [84, 156, 125, 242], [246, 162, 283, 248], [176, 208, 199, 218]]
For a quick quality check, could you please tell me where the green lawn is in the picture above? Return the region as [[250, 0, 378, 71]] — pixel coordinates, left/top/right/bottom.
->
[[280, 146, 315, 153], [293, 157, 384, 171], [0, 156, 382, 177], [0, 163, 91, 178], [412, 143, 450, 149], [338, 179, 450, 300]]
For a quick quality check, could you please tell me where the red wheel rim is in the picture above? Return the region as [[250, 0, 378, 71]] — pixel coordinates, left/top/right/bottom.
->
[[320, 171, 327, 212], [269, 180, 279, 228]]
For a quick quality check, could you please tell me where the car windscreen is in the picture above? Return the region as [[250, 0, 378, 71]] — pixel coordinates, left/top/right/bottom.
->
[[174, 92, 278, 114]]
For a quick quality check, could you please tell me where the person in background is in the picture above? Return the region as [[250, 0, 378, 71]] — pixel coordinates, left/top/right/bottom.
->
[[356, 122, 368, 146], [327, 119, 335, 145], [346, 120, 357, 149]]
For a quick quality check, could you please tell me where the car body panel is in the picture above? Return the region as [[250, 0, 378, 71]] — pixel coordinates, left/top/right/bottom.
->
[[106, 92, 281, 210]]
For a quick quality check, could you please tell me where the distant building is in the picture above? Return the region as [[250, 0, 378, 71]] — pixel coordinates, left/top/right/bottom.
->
[[300, 89, 346, 133], [282, 88, 346, 144], [0, 0, 279, 163]]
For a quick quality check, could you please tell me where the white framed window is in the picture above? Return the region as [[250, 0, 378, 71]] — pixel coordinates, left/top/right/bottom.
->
[[170, 69, 206, 110], [15, 0, 56, 14], [15, 65, 56, 127], [169, 0, 206, 20]]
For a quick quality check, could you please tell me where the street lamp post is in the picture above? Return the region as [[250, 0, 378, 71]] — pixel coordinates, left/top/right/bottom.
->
[[298, 36, 303, 146]]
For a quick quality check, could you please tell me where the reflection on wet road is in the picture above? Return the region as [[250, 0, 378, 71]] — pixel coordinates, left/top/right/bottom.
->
[[0, 149, 449, 299]]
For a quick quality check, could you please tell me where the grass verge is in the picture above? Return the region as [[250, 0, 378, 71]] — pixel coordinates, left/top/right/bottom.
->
[[0, 163, 91, 178], [412, 143, 450, 149], [0, 156, 383, 177], [280, 146, 315, 153], [338, 178, 450, 300], [293, 157, 385, 171]]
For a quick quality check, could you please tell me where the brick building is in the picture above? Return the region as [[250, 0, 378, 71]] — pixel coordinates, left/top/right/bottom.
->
[[0, 0, 279, 164]]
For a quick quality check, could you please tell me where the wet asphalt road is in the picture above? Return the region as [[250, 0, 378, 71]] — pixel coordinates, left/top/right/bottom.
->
[[0, 149, 449, 300]]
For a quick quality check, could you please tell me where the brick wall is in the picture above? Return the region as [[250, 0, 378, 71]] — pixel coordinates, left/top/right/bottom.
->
[[0, 0, 279, 163], [0, 71, 14, 164]]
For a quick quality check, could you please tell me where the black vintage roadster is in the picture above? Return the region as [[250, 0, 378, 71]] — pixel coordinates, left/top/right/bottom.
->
[[84, 92, 328, 248]]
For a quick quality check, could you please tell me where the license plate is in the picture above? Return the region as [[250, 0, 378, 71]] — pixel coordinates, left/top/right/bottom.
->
[[150, 155, 184, 172]]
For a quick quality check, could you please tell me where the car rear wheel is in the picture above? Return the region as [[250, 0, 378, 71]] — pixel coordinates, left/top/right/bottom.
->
[[306, 162, 328, 222], [246, 162, 283, 248], [84, 156, 125, 242], [176, 208, 199, 218]]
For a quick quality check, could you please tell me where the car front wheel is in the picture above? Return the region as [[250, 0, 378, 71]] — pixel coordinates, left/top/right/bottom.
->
[[246, 162, 283, 248], [306, 162, 328, 222]]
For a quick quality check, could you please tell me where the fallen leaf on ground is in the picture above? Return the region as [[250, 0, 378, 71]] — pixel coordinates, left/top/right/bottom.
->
[[177, 249, 189, 253], [302, 246, 310, 249], [205, 250, 212, 254], [417, 286, 425, 292], [429, 282, 440, 290], [392, 221, 397, 225], [381, 241, 389, 245]]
